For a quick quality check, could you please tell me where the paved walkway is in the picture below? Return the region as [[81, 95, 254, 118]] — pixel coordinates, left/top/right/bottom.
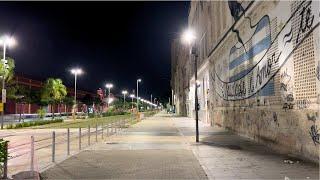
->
[[41, 112, 319, 179]]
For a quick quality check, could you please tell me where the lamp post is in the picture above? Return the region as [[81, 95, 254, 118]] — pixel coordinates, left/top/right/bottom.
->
[[0, 35, 16, 129], [150, 94, 153, 109], [122, 90, 128, 108], [130, 94, 135, 111], [136, 79, 141, 112], [182, 29, 199, 142], [105, 83, 113, 106], [70, 68, 82, 120]]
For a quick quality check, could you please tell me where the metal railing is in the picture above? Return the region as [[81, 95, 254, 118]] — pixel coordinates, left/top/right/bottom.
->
[[4, 118, 135, 178]]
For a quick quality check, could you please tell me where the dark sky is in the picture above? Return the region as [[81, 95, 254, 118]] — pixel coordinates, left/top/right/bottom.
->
[[0, 1, 189, 101]]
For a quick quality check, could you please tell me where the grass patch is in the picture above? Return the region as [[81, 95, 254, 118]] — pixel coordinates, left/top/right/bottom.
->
[[6, 119, 63, 129], [144, 111, 157, 117], [32, 114, 135, 129]]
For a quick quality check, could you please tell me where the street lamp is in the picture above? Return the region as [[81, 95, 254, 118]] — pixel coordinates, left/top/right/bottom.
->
[[105, 83, 113, 106], [136, 79, 142, 112], [122, 90, 128, 108], [182, 28, 199, 142], [130, 94, 135, 111], [0, 35, 16, 129], [70, 68, 82, 120]]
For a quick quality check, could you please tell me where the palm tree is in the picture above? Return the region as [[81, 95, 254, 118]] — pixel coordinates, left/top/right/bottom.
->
[[41, 78, 67, 119]]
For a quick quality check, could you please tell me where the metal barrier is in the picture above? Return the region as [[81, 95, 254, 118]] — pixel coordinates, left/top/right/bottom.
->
[[5, 117, 137, 178]]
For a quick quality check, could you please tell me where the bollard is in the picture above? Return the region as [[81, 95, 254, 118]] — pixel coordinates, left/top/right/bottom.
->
[[30, 136, 34, 172], [79, 127, 82, 150], [115, 122, 117, 134], [3, 141, 8, 179], [107, 124, 109, 136], [52, 131, 56, 162], [88, 125, 91, 145], [101, 123, 104, 139], [95, 124, 98, 142], [67, 128, 70, 155]]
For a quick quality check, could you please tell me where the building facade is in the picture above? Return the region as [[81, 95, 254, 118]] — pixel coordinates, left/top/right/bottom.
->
[[5, 74, 96, 114], [171, 0, 320, 162]]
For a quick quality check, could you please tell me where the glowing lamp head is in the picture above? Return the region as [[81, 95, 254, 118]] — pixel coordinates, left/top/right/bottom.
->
[[71, 68, 82, 75], [122, 90, 128, 95], [106, 83, 113, 89], [181, 29, 196, 45], [0, 35, 16, 47], [130, 94, 135, 98], [137, 79, 142, 83]]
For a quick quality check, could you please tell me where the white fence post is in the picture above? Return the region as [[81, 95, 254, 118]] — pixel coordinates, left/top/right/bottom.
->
[[67, 128, 70, 155], [79, 127, 81, 150], [52, 131, 55, 162]]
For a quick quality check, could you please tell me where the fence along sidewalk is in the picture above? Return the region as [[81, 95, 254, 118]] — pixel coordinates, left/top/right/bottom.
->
[[5, 118, 134, 179]]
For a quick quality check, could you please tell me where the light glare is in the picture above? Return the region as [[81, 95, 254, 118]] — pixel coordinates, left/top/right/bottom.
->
[[182, 29, 196, 45]]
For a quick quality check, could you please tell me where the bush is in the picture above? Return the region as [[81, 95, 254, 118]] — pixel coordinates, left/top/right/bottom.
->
[[37, 108, 46, 119], [101, 110, 129, 117], [6, 124, 13, 129], [0, 138, 9, 177], [6, 119, 63, 129], [88, 113, 95, 118]]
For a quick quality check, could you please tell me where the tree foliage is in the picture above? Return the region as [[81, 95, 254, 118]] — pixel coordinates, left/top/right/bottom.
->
[[41, 78, 67, 119], [0, 57, 15, 83]]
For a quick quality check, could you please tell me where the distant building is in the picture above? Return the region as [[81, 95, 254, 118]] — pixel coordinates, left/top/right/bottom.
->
[[171, 1, 320, 163], [5, 74, 96, 114]]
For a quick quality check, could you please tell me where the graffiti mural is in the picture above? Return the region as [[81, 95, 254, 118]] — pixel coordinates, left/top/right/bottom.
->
[[309, 125, 320, 145], [306, 113, 317, 123], [280, 68, 294, 110], [213, 0, 320, 101]]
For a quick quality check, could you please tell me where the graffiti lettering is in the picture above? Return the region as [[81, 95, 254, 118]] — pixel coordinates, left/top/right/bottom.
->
[[296, 1, 314, 44], [296, 99, 311, 109], [306, 113, 317, 123], [309, 125, 320, 145], [283, 103, 294, 111]]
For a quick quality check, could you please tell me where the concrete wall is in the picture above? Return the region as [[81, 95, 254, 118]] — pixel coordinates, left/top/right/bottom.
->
[[171, 0, 320, 163]]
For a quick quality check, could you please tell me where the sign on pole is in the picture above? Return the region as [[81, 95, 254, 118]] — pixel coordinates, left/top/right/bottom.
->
[[2, 89, 6, 103], [0, 103, 3, 112]]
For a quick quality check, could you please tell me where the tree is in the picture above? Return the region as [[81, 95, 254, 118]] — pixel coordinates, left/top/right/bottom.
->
[[7, 85, 31, 122], [0, 57, 15, 83], [41, 78, 67, 119], [63, 96, 74, 117], [81, 94, 95, 115]]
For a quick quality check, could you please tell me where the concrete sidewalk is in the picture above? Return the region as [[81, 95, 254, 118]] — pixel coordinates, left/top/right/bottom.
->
[[41, 113, 208, 179], [172, 115, 319, 180], [41, 112, 319, 179]]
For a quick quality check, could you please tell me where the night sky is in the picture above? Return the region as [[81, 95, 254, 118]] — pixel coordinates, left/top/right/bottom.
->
[[0, 1, 189, 101]]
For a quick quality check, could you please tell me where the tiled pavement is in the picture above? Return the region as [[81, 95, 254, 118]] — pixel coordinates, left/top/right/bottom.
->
[[41, 112, 319, 179], [172, 115, 319, 180]]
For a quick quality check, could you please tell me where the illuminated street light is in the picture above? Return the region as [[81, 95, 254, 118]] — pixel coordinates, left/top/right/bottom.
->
[[105, 83, 113, 106], [0, 35, 16, 129], [130, 94, 135, 110], [136, 79, 142, 112], [70, 67, 83, 120], [122, 90, 128, 108], [182, 28, 199, 143], [181, 29, 196, 45]]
